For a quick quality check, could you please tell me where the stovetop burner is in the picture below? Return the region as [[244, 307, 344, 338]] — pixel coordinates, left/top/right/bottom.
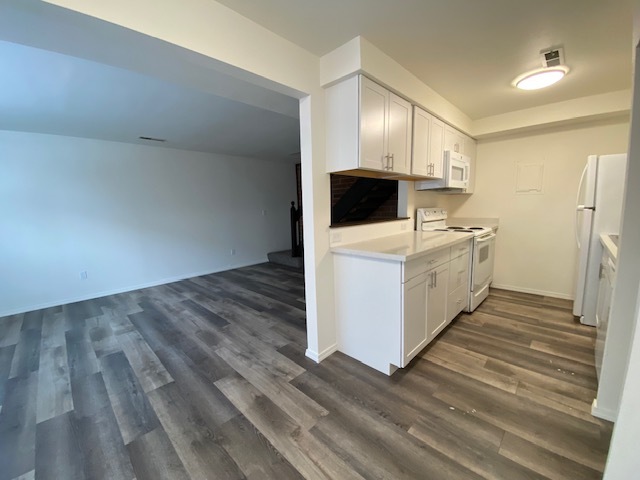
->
[[435, 228, 474, 233]]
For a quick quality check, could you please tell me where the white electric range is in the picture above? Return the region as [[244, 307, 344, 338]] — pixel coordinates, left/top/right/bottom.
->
[[417, 208, 496, 311]]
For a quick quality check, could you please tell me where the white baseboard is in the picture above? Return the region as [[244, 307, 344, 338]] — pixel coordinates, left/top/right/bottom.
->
[[1, 259, 265, 317], [490, 283, 573, 300], [591, 398, 618, 422], [306, 343, 338, 363]]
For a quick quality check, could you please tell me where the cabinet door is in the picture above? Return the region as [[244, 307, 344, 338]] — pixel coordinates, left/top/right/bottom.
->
[[448, 252, 469, 292], [387, 92, 412, 174], [444, 125, 464, 154], [462, 134, 476, 158], [403, 273, 428, 366], [447, 252, 470, 322], [411, 106, 431, 177], [430, 117, 445, 179], [427, 264, 449, 340], [595, 255, 614, 380], [359, 77, 388, 171]]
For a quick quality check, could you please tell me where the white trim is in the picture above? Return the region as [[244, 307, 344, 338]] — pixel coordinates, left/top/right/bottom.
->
[[591, 398, 618, 422], [0, 259, 265, 317], [305, 343, 338, 363], [490, 283, 573, 300]]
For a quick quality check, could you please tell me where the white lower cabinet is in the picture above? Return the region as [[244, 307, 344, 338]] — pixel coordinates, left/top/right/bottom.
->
[[447, 249, 470, 322], [426, 263, 449, 340], [334, 239, 472, 375], [595, 247, 616, 381], [402, 272, 429, 365]]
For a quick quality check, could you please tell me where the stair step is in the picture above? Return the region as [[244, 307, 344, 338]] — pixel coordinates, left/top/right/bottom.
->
[[267, 250, 304, 270]]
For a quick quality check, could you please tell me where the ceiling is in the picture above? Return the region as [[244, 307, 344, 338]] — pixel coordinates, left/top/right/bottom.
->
[[0, 0, 632, 156], [0, 40, 300, 160], [215, 0, 633, 119]]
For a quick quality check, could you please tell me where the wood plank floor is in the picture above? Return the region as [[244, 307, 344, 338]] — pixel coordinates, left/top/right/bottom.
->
[[0, 264, 612, 479]]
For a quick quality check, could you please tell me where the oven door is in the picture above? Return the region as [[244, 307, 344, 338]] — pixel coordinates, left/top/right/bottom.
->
[[472, 232, 496, 295], [445, 152, 470, 189]]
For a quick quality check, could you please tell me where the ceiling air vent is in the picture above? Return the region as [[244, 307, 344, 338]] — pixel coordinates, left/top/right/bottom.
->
[[540, 47, 565, 68], [139, 136, 166, 142]]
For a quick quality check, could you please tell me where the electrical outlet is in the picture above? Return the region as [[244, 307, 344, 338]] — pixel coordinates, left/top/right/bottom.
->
[[80, 271, 88, 280], [230, 249, 236, 255], [330, 231, 342, 243], [261, 209, 267, 216]]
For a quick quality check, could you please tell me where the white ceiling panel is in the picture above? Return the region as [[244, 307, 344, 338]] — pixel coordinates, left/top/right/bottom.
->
[[0, 41, 300, 160]]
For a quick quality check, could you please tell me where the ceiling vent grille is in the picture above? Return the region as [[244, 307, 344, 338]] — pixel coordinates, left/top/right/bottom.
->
[[139, 136, 166, 142], [540, 48, 565, 68]]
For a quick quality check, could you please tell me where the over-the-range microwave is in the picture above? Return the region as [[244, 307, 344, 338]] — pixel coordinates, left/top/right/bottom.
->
[[415, 151, 470, 192]]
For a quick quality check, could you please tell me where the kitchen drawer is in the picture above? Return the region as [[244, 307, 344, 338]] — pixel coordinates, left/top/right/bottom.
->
[[403, 248, 450, 282], [450, 241, 471, 260], [447, 283, 469, 323], [448, 252, 470, 292]]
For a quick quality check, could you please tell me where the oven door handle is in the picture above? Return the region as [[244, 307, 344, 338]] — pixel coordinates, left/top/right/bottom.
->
[[475, 233, 496, 244]]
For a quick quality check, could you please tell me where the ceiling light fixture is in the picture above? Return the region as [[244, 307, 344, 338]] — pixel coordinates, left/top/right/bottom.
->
[[513, 66, 569, 90]]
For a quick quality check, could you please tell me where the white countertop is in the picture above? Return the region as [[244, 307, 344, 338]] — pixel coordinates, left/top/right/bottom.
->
[[331, 231, 473, 262], [600, 234, 619, 262]]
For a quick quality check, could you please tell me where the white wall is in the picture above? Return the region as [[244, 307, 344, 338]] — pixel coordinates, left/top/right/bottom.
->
[[443, 120, 630, 299], [602, 29, 640, 477], [0, 130, 296, 316]]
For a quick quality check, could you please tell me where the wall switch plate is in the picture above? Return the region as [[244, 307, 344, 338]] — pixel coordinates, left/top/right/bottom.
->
[[80, 271, 88, 280], [261, 209, 267, 216], [230, 249, 236, 255]]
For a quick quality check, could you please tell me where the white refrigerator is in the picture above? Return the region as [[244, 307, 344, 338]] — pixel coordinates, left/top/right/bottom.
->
[[573, 154, 627, 326]]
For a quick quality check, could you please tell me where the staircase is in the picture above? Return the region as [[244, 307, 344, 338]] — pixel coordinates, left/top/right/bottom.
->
[[331, 178, 398, 224]]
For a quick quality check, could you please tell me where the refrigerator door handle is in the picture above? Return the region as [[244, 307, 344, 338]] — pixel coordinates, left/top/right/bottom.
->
[[574, 163, 591, 248], [576, 164, 588, 207]]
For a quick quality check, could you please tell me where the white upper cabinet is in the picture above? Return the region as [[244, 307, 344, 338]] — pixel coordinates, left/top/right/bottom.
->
[[387, 92, 412, 174], [444, 125, 465, 154], [360, 79, 388, 171], [326, 75, 412, 176], [326, 74, 476, 190], [411, 107, 444, 179], [411, 107, 431, 177], [430, 117, 446, 179]]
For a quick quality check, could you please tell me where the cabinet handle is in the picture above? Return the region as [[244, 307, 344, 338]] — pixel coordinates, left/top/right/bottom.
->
[[383, 154, 389, 170], [389, 153, 394, 170], [434, 271, 437, 288]]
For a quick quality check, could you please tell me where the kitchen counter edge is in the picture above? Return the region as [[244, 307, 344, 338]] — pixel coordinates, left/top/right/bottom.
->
[[600, 234, 618, 262], [330, 231, 474, 262]]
